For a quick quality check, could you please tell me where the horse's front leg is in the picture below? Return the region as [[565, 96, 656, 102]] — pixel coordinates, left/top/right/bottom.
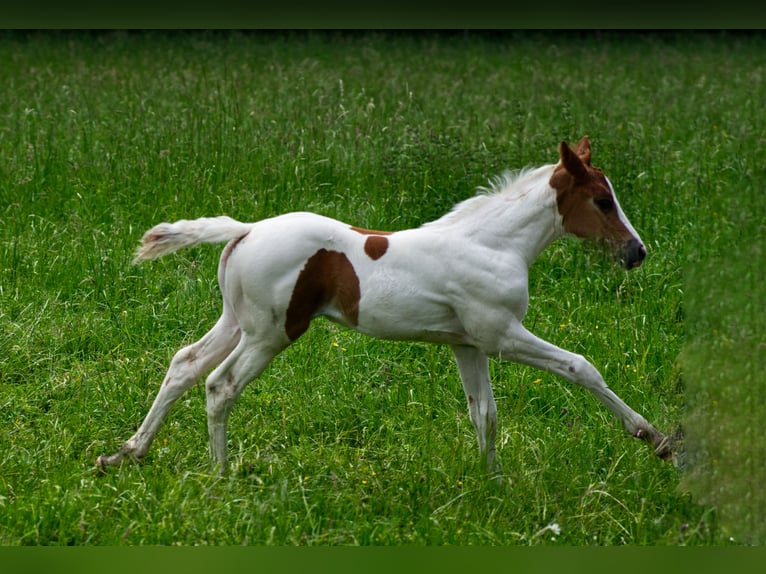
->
[[493, 323, 672, 461], [451, 344, 498, 472]]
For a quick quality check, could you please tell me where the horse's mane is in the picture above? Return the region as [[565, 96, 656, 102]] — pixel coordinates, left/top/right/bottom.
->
[[423, 165, 552, 229]]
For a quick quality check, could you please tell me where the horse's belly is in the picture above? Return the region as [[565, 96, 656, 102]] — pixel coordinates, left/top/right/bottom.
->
[[355, 283, 467, 344]]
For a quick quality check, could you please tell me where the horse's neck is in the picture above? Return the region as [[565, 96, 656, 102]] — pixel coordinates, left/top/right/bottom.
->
[[428, 165, 563, 265]]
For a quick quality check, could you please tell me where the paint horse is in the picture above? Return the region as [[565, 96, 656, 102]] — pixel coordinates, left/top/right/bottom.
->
[[97, 137, 672, 474]]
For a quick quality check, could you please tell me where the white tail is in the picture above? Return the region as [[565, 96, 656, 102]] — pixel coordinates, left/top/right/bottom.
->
[[134, 216, 252, 262]]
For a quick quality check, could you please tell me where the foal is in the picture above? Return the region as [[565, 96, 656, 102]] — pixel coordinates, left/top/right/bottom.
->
[[97, 137, 672, 473]]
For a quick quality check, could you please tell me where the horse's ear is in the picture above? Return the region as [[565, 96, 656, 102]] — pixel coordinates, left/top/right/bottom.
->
[[574, 135, 592, 165], [559, 140, 588, 180]]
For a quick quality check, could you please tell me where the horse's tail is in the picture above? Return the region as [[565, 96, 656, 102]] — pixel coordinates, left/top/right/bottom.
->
[[134, 216, 253, 263]]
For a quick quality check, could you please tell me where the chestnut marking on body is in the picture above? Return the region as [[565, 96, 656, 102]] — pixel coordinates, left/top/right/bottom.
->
[[221, 233, 248, 267], [350, 226, 392, 236], [284, 249, 360, 341], [363, 235, 389, 260], [350, 226, 391, 260]]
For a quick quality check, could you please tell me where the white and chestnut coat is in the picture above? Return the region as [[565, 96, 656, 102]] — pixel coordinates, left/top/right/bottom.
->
[[98, 137, 670, 473]]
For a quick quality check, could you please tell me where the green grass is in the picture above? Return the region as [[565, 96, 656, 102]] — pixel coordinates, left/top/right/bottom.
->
[[1, 31, 764, 545]]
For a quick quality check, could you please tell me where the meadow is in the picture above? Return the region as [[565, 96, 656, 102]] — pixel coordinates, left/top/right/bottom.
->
[[0, 31, 763, 545]]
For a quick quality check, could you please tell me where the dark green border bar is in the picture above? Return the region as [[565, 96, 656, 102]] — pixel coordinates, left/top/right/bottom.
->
[[2, 547, 766, 574], [3, 1, 766, 28]]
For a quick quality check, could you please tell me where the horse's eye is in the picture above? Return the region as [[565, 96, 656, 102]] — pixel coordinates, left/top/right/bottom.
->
[[594, 197, 614, 213]]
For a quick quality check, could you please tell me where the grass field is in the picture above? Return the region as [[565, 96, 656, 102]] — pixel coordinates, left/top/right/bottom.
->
[[0, 31, 764, 545]]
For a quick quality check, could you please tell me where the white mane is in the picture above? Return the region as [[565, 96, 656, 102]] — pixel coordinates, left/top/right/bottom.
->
[[423, 165, 554, 229]]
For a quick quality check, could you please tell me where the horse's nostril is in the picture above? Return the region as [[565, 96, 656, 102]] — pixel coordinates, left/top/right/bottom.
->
[[624, 240, 646, 269]]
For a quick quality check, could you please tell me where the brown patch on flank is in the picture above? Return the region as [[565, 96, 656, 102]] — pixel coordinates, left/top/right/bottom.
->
[[350, 226, 392, 236], [284, 249, 360, 341], [363, 235, 389, 260], [549, 137, 633, 242]]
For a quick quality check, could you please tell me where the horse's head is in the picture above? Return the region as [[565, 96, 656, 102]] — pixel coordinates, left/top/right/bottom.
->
[[550, 136, 646, 269]]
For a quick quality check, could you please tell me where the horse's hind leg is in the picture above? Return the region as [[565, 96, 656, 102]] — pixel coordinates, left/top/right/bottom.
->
[[451, 344, 498, 472], [96, 313, 241, 469], [204, 334, 286, 473]]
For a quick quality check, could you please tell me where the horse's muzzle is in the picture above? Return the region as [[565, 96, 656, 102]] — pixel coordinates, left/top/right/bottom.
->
[[624, 239, 646, 269]]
